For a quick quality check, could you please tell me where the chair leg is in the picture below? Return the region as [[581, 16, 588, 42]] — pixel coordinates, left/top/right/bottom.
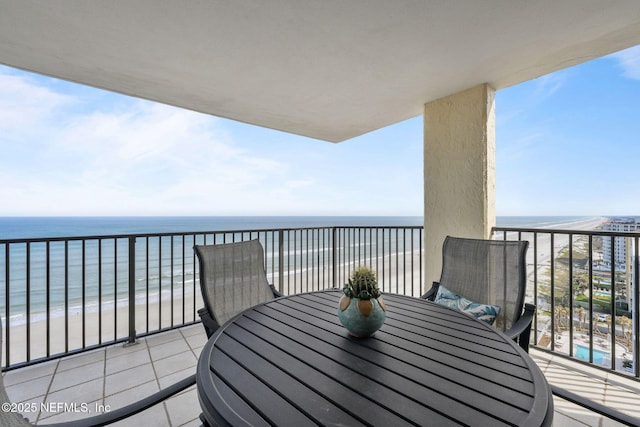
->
[[199, 413, 212, 427]]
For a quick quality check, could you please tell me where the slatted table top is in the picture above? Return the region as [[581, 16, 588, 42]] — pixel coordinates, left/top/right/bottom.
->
[[197, 290, 553, 426]]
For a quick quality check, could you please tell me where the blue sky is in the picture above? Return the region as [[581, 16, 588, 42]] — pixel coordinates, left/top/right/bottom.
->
[[1, 45, 639, 217]]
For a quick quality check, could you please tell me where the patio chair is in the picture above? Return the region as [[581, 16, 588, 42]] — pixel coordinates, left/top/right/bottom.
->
[[422, 236, 535, 352], [194, 239, 283, 338], [0, 317, 196, 427]]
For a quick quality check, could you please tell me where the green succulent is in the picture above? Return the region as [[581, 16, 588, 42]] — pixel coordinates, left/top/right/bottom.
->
[[343, 266, 380, 300]]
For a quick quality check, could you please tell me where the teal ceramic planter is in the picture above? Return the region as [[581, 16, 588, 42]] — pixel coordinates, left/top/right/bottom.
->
[[337, 295, 386, 337]]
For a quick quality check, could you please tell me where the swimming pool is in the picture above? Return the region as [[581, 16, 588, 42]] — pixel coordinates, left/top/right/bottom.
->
[[574, 344, 610, 365]]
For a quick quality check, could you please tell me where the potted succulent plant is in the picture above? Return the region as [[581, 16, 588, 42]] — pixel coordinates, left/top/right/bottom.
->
[[337, 266, 386, 337]]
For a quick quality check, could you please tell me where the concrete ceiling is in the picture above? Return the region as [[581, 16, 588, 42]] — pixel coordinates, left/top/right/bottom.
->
[[1, 1, 640, 142]]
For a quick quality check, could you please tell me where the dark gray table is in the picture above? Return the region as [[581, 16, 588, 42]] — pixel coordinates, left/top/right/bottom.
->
[[197, 290, 553, 426]]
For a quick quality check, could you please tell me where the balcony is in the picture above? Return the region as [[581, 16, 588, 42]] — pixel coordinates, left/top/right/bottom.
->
[[3, 3, 640, 425], [2, 223, 639, 425]]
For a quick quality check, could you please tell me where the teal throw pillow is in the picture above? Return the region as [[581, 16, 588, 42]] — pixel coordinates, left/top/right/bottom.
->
[[434, 284, 500, 325]]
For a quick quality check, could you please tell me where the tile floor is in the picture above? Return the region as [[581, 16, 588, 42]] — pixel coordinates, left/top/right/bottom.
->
[[531, 350, 640, 427], [3, 324, 640, 426], [3, 324, 207, 426]]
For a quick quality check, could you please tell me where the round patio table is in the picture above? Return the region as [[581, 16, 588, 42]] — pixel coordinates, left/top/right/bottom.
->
[[197, 290, 553, 426]]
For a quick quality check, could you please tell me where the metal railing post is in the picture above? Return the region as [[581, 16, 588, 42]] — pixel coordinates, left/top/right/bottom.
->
[[127, 237, 137, 345], [634, 236, 639, 378], [278, 230, 284, 293], [332, 227, 337, 288], [4, 244, 10, 367]]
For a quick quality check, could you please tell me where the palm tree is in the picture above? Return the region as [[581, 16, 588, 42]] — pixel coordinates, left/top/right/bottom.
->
[[617, 315, 632, 347], [593, 314, 606, 336], [554, 306, 569, 331], [576, 307, 586, 331], [573, 274, 588, 296]]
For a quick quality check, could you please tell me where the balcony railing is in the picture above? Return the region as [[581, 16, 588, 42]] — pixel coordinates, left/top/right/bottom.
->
[[3, 222, 638, 381], [1, 225, 423, 369], [493, 226, 639, 379]]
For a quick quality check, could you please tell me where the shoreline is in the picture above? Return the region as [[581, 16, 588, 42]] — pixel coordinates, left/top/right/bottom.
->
[[3, 290, 204, 366], [4, 217, 604, 315], [2, 216, 613, 366], [530, 216, 606, 266], [4, 249, 423, 366], [496, 216, 606, 272]]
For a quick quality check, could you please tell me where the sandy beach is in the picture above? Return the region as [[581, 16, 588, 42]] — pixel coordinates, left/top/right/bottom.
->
[[531, 216, 606, 264], [4, 249, 424, 366], [497, 216, 606, 276], [4, 291, 203, 366]]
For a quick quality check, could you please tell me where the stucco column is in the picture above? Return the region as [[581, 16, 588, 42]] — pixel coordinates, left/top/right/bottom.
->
[[423, 83, 496, 289]]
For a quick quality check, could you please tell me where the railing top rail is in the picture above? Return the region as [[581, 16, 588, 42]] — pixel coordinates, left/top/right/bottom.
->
[[493, 226, 640, 238], [0, 224, 424, 245]]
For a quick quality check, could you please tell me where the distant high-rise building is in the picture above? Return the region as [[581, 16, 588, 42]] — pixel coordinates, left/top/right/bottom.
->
[[602, 218, 639, 267]]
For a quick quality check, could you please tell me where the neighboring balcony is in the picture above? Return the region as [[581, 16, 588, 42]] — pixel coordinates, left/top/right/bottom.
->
[[1, 223, 639, 425]]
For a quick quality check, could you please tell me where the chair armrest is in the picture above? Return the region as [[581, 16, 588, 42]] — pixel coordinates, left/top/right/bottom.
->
[[39, 374, 196, 427], [505, 303, 535, 352], [270, 284, 284, 298], [551, 385, 640, 426], [420, 282, 440, 301], [198, 307, 221, 338]]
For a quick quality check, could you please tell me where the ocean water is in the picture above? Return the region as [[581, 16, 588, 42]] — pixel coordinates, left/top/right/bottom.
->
[[0, 215, 603, 323], [0, 216, 424, 240], [0, 215, 600, 240], [495, 216, 598, 228], [1, 216, 425, 323]]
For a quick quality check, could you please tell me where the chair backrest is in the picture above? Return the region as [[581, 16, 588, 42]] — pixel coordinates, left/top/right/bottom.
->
[[438, 236, 529, 332], [194, 240, 275, 326], [1, 319, 32, 427]]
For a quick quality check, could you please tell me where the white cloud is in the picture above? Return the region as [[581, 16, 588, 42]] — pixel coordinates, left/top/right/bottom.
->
[[0, 66, 425, 216], [610, 45, 640, 80], [532, 72, 566, 100], [0, 72, 74, 128], [285, 180, 314, 189], [0, 71, 301, 215]]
